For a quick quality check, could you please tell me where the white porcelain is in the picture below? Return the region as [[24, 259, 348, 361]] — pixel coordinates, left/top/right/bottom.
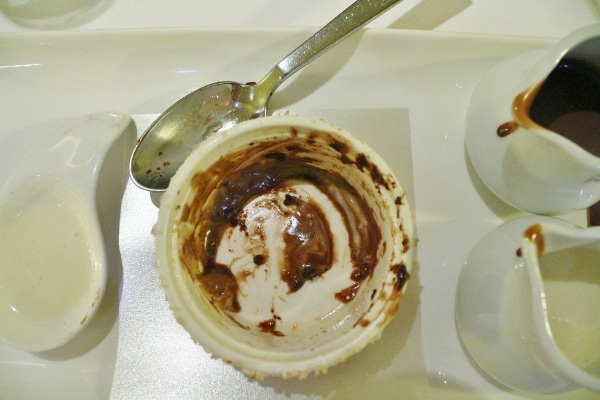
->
[[1, 28, 581, 399], [154, 115, 413, 379], [0, 112, 134, 352], [456, 216, 600, 394], [0, 0, 111, 30], [466, 24, 600, 215]]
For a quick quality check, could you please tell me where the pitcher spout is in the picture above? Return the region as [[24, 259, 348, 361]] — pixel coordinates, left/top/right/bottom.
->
[[466, 24, 600, 214], [521, 222, 600, 392]]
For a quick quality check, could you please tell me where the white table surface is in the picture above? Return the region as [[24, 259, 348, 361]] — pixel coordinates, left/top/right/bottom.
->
[[1, 1, 600, 399]]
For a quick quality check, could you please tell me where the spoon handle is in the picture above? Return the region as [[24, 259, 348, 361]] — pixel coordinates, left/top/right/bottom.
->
[[258, 0, 403, 96]]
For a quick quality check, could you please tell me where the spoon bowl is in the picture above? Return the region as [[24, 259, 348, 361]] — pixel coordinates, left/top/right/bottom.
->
[[130, 82, 259, 191], [130, 0, 404, 191]]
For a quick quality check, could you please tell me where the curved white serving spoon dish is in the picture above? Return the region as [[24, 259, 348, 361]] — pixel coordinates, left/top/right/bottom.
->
[[0, 112, 133, 352]]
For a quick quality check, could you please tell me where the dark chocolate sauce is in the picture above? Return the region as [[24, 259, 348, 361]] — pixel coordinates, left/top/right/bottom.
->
[[177, 132, 392, 313], [529, 58, 600, 156], [335, 283, 361, 303], [497, 121, 518, 137], [500, 58, 600, 157], [391, 263, 410, 291], [253, 254, 266, 265], [281, 195, 333, 292], [258, 318, 284, 337]]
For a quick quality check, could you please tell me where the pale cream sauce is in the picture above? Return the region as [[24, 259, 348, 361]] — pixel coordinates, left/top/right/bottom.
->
[[0, 182, 97, 323]]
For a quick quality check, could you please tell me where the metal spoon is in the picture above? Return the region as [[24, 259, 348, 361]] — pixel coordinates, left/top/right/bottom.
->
[[130, 0, 404, 191]]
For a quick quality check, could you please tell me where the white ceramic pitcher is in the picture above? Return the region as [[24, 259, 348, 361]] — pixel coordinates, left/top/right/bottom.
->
[[466, 24, 600, 215], [456, 216, 600, 394]]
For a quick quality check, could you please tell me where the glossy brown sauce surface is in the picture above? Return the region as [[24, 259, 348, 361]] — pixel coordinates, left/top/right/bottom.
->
[[496, 121, 518, 137], [258, 318, 284, 337], [280, 193, 334, 292], [529, 59, 600, 156], [499, 58, 600, 155], [177, 131, 392, 315]]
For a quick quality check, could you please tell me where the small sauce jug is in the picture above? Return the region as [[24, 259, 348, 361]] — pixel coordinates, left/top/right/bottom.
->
[[456, 216, 600, 394], [466, 24, 600, 215]]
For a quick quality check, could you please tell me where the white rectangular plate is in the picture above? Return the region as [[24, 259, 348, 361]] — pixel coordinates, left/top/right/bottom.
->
[[0, 28, 595, 399]]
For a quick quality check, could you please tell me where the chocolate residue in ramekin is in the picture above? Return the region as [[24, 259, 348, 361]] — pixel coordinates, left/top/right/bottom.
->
[[177, 131, 400, 313]]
